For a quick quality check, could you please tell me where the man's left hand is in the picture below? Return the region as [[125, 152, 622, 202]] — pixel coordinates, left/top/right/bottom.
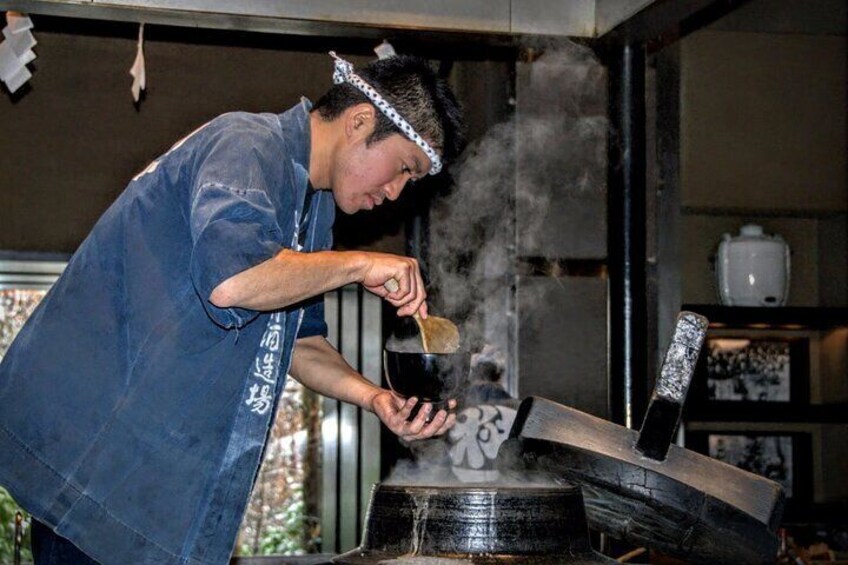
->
[[370, 389, 456, 442]]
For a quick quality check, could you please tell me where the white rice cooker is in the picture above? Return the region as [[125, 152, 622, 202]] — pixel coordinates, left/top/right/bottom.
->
[[715, 224, 790, 307]]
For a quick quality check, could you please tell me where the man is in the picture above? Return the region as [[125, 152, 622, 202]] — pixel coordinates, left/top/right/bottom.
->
[[0, 50, 465, 564]]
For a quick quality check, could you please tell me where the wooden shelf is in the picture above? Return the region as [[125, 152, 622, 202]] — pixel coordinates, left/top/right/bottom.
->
[[681, 206, 846, 219], [683, 305, 848, 424], [780, 502, 848, 526], [682, 304, 848, 331], [686, 403, 848, 425]]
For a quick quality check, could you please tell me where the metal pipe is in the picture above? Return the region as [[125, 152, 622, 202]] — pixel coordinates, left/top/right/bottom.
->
[[606, 43, 648, 428], [404, 212, 430, 285]]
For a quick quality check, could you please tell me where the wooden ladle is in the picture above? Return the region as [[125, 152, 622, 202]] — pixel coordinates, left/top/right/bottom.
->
[[384, 278, 460, 354]]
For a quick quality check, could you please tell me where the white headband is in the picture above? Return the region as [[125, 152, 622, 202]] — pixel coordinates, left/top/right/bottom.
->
[[329, 51, 443, 176]]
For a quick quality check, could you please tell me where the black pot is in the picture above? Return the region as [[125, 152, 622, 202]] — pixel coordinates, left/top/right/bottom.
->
[[334, 483, 616, 564], [383, 350, 471, 412]]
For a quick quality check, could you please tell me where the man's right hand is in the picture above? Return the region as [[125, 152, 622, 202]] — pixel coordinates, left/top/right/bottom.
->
[[359, 252, 428, 318]]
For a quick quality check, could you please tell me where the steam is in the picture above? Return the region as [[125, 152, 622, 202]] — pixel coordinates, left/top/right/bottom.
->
[[385, 39, 607, 488], [377, 557, 474, 565], [385, 335, 424, 353], [428, 40, 607, 382], [382, 435, 559, 488], [382, 437, 456, 486]]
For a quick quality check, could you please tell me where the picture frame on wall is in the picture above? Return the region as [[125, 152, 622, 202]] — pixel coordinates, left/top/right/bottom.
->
[[686, 430, 813, 515], [688, 336, 810, 419]]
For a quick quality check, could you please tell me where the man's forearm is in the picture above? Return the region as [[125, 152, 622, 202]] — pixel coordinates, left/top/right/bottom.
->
[[289, 335, 382, 412], [210, 249, 367, 311]]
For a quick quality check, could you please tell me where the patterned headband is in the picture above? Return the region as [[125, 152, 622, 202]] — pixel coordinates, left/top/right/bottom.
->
[[329, 51, 443, 175]]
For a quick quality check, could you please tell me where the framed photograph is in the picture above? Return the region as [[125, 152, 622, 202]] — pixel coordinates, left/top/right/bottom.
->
[[688, 336, 810, 418], [686, 430, 812, 514]]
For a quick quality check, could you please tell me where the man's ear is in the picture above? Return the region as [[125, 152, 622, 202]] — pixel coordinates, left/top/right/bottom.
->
[[344, 103, 377, 142]]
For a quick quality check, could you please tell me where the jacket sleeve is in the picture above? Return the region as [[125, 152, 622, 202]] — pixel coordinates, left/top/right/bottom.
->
[[187, 118, 291, 329], [189, 182, 283, 329], [296, 294, 328, 339]]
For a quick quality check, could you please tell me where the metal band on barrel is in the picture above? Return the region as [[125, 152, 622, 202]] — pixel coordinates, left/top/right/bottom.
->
[[329, 51, 443, 175]]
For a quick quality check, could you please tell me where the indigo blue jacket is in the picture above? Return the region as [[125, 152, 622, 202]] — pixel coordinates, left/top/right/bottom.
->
[[0, 99, 335, 564]]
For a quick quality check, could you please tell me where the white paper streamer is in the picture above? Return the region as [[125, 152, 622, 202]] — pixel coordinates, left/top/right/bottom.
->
[[373, 40, 396, 60], [0, 41, 19, 82], [0, 12, 36, 94], [4, 64, 30, 93], [129, 23, 146, 102], [4, 27, 36, 54], [16, 47, 35, 66], [5, 13, 33, 34]]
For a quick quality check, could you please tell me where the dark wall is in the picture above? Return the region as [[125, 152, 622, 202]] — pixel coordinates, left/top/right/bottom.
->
[[0, 19, 320, 252], [513, 47, 609, 417], [0, 16, 510, 255]]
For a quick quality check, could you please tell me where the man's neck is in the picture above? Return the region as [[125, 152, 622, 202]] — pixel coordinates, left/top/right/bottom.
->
[[308, 112, 334, 190]]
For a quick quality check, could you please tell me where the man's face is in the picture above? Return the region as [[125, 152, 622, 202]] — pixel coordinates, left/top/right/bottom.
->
[[331, 132, 432, 215]]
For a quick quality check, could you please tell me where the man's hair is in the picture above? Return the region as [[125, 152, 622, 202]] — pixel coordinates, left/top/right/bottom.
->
[[313, 55, 465, 166]]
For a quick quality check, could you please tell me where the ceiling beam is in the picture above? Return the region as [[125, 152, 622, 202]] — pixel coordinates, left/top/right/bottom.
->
[[597, 0, 754, 50], [0, 0, 597, 38]]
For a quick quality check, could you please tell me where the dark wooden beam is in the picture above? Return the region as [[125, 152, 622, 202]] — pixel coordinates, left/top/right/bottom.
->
[[598, 0, 755, 52]]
